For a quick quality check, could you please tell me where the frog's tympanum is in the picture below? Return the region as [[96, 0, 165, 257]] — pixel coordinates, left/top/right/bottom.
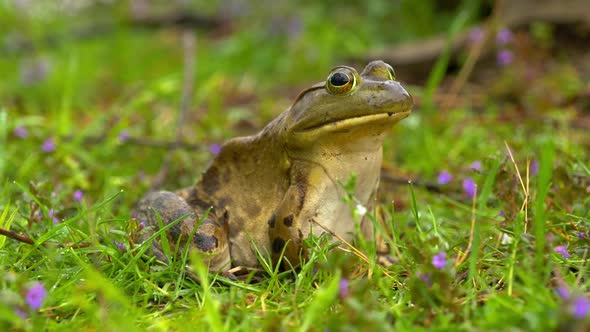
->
[[133, 61, 413, 272]]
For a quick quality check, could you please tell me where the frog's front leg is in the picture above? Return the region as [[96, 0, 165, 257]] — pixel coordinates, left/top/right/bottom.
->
[[267, 185, 308, 269], [132, 191, 231, 272]]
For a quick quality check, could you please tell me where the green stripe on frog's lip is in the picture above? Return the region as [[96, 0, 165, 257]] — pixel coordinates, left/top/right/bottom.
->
[[294, 109, 411, 133]]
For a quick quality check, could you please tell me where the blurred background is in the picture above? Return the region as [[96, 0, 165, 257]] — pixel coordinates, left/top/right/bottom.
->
[[3, 2, 590, 330], [2, 0, 590, 212]]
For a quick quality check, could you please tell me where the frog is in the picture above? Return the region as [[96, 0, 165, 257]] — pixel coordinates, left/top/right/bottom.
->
[[132, 60, 413, 273]]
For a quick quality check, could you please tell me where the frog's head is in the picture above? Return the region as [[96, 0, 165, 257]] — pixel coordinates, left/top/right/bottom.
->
[[279, 60, 413, 151]]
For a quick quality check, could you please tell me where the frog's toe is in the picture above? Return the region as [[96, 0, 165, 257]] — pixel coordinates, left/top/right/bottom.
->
[[191, 217, 227, 254]]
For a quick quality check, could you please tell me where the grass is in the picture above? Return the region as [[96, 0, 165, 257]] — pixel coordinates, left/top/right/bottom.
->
[[2, 1, 590, 331]]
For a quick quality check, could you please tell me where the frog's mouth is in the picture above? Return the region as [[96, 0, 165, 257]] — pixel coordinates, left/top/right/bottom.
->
[[295, 109, 411, 133]]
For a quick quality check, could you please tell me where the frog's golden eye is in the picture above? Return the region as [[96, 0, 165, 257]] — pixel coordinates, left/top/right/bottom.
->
[[326, 69, 357, 95], [386, 65, 396, 81]]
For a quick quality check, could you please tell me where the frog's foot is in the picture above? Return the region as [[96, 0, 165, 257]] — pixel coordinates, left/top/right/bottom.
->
[[132, 191, 231, 273]]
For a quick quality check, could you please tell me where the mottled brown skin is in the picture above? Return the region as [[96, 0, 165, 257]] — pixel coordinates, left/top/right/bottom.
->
[[133, 60, 413, 272]]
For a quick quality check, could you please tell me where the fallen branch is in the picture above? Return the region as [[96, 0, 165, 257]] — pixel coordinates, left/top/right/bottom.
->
[[81, 135, 204, 150], [380, 173, 443, 193], [0, 227, 34, 245], [0, 227, 95, 249]]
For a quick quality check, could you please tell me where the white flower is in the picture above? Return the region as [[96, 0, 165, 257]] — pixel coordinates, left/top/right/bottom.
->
[[354, 204, 367, 217], [501, 233, 513, 245]]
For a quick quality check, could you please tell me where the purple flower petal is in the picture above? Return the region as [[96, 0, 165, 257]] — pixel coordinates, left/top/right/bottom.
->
[[41, 138, 56, 153], [15, 308, 27, 319], [13, 127, 28, 139], [118, 130, 129, 142], [73, 190, 83, 202], [25, 283, 46, 310], [432, 252, 447, 269], [463, 178, 477, 198], [497, 50, 514, 66], [437, 171, 452, 185], [468, 160, 482, 171], [554, 245, 569, 259], [114, 241, 125, 251], [48, 209, 59, 223], [339, 278, 349, 298], [556, 286, 570, 300], [573, 297, 590, 319], [496, 28, 513, 45], [209, 143, 222, 155], [531, 160, 539, 176], [577, 232, 585, 239]]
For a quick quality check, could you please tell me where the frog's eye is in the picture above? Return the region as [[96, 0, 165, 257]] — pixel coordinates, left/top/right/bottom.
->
[[326, 69, 357, 95], [386, 65, 396, 81]]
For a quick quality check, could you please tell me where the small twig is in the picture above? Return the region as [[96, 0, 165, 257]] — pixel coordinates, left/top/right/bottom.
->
[[504, 142, 531, 231], [80, 135, 204, 150], [454, 185, 478, 268], [311, 219, 397, 281], [380, 172, 442, 193], [177, 30, 196, 142], [151, 29, 197, 190], [445, 0, 505, 110], [0, 227, 34, 245], [504, 142, 527, 195], [0, 226, 96, 249]]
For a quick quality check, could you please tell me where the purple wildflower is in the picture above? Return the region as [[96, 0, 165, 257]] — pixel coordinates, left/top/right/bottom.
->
[[15, 308, 27, 319], [556, 286, 570, 300], [118, 130, 129, 142], [209, 143, 222, 155], [41, 138, 56, 153], [497, 50, 514, 66], [138, 221, 146, 229], [437, 171, 452, 185], [468, 27, 484, 43], [48, 209, 58, 224], [114, 241, 125, 251], [577, 232, 585, 239], [25, 283, 47, 310], [339, 278, 349, 299], [463, 178, 477, 198], [531, 160, 539, 176], [73, 190, 83, 202], [496, 28, 513, 45], [432, 252, 447, 269], [13, 127, 28, 139], [468, 160, 482, 171], [573, 297, 590, 319], [554, 245, 569, 259], [498, 210, 505, 217]]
